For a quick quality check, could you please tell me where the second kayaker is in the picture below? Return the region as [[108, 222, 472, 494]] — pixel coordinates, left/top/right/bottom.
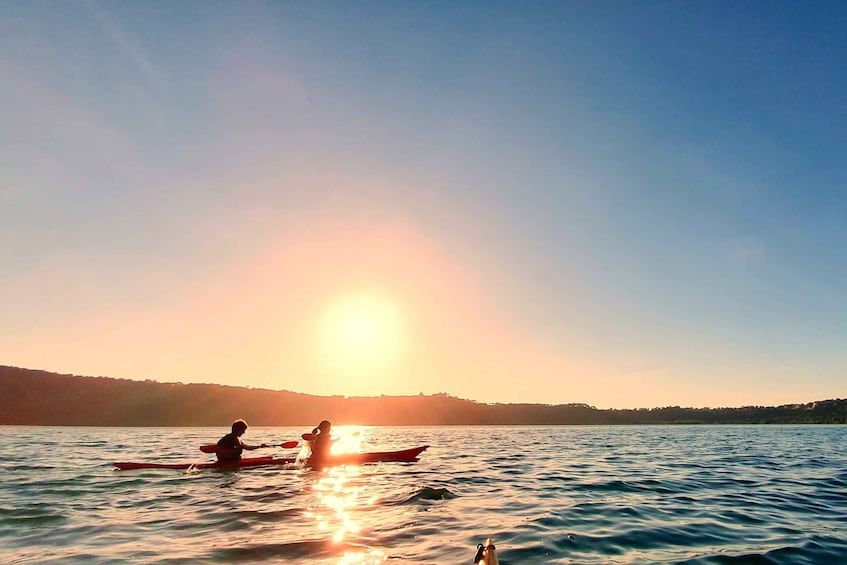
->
[[307, 420, 336, 460], [216, 419, 267, 462]]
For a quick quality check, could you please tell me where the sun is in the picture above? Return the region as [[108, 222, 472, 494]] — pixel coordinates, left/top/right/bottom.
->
[[316, 292, 407, 381]]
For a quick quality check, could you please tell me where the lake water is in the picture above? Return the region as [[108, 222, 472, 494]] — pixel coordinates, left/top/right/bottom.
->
[[1, 425, 845, 563]]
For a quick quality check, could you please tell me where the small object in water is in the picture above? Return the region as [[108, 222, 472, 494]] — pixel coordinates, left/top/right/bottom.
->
[[473, 538, 498, 564]]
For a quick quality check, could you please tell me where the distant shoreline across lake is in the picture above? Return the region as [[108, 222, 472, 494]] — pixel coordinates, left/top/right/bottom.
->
[[2, 365, 845, 426]]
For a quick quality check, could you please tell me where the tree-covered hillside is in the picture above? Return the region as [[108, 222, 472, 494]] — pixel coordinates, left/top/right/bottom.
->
[[1, 366, 844, 425]]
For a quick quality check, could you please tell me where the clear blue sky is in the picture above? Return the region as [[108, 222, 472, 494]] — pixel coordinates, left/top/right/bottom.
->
[[2, 2, 845, 407]]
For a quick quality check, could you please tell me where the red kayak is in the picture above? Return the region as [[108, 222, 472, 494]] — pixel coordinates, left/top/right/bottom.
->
[[113, 445, 428, 471]]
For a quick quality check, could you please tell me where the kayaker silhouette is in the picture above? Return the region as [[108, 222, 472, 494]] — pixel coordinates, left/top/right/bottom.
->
[[305, 420, 336, 460], [216, 419, 268, 462]]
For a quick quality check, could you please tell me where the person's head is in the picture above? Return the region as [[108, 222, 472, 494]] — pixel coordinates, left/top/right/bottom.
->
[[231, 419, 248, 436], [313, 420, 331, 435]]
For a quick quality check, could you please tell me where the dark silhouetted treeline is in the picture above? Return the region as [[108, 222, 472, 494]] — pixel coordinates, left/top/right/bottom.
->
[[1, 365, 845, 425]]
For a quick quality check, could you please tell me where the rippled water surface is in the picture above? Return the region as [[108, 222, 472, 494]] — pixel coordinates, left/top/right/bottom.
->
[[1, 425, 845, 563]]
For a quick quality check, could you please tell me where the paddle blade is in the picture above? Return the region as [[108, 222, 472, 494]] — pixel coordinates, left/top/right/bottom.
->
[[301, 433, 316, 441], [280, 441, 299, 449]]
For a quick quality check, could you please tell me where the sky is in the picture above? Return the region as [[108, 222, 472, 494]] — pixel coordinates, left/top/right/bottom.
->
[[1, 1, 845, 408]]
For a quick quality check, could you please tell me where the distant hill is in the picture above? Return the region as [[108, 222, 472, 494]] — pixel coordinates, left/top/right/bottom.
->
[[1, 365, 845, 425]]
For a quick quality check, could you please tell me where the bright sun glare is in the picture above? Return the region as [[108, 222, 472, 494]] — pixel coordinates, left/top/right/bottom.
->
[[316, 293, 407, 380]]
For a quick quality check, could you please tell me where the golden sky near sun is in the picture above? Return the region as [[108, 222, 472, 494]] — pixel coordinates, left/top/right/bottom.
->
[[3, 216, 573, 400], [5, 206, 831, 409], [5, 212, 821, 408], [3, 156, 836, 410]]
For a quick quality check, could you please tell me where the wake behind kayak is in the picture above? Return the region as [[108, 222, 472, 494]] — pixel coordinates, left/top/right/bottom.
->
[[113, 445, 428, 471]]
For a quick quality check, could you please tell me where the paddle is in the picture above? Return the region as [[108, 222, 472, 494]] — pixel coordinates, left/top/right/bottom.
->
[[199, 440, 299, 453]]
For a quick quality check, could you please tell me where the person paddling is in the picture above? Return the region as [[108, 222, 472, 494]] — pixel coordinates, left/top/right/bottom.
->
[[307, 420, 336, 460], [216, 419, 267, 462]]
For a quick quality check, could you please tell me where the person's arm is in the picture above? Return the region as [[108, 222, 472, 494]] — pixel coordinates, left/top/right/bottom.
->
[[241, 442, 269, 451]]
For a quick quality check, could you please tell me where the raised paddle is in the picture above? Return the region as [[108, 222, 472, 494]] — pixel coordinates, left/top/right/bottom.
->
[[199, 440, 299, 453]]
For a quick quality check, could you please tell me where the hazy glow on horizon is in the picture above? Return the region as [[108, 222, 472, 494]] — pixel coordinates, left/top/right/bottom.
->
[[1, 3, 846, 408]]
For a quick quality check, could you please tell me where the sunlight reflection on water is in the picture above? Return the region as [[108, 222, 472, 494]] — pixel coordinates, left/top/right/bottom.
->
[[308, 427, 386, 563], [337, 549, 387, 564], [311, 466, 362, 543]]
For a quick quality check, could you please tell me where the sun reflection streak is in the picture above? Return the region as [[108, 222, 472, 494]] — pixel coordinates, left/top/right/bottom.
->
[[304, 428, 387, 563], [337, 549, 387, 564]]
